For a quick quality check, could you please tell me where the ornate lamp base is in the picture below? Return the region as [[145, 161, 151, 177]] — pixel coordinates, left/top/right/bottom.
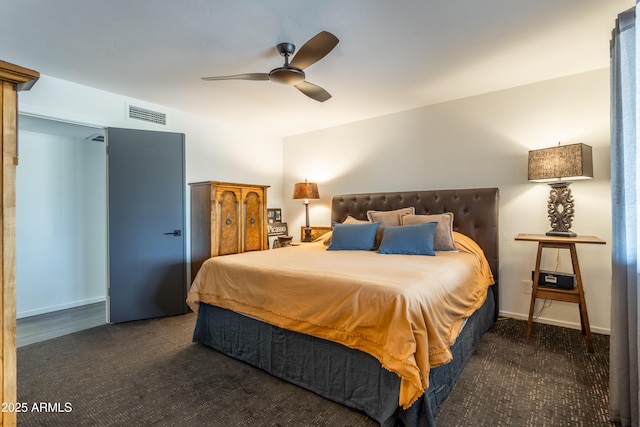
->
[[545, 181, 576, 237], [301, 201, 314, 242], [301, 227, 314, 242]]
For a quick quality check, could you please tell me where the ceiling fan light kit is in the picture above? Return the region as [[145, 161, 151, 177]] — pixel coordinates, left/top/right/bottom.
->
[[202, 31, 339, 102], [269, 69, 305, 85]]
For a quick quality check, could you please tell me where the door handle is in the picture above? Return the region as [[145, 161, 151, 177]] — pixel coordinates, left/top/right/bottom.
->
[[163, 229, 182, 237]]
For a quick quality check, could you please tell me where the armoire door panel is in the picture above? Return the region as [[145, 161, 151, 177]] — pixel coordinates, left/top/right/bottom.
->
[[244, 190, 263, 252], [217, 189, 241, 256]]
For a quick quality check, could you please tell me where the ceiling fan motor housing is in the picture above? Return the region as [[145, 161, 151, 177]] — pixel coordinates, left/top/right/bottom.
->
[[269, 67, 305, 85]]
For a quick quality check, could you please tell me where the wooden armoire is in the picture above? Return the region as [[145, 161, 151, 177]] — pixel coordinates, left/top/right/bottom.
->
[[189, 181, 269, 280], [0, 60, 39, 427]]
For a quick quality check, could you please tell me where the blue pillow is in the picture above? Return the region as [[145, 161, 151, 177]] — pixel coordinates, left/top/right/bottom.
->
[[377, 222, 438, 255], [328, 222, 381, 251]]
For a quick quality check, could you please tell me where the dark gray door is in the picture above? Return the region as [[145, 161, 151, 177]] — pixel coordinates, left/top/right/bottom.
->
[[107, 128, 186, 323]]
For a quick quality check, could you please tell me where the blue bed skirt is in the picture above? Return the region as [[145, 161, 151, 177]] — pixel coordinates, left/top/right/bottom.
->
[[193, 287, 495, 427]]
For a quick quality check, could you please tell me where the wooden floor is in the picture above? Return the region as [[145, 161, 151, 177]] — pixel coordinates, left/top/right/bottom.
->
[[16, 302, 107, 347]]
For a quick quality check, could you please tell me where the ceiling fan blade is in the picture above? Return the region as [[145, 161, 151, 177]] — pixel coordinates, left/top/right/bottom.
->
[[201, 73, 269, 81], [294, 81, 332, 102], [289, 31, 339, 71]]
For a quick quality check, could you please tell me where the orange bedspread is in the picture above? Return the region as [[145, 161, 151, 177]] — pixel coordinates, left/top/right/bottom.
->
[[187, 232, 494, 408]]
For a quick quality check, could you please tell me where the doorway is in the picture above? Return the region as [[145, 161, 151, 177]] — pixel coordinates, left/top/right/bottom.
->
[[16, 116, 189, 340], [16, 115, 107, 343]]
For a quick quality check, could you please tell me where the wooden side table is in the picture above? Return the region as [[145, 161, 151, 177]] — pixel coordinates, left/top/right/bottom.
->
[[515, 233, 606, 353], [300, 226, 331, 241]]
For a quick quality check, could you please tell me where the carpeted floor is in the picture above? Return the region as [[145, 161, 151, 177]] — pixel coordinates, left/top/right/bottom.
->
[[435, 318, 611, 427], [16, 314, 610, 426]]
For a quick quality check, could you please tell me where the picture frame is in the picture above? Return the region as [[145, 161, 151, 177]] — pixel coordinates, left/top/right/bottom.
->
[[267, 222, 288, 237], [267, 208, 282, 224]]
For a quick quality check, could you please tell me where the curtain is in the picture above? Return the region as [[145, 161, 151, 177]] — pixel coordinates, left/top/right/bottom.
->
[[610, 5, 639, 427]]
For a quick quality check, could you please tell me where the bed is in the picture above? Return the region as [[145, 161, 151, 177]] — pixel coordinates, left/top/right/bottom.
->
[[187, 188, 499, 427]]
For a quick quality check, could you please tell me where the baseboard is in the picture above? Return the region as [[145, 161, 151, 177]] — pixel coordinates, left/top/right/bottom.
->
[[17, 297, 106, 319], [499, 310, 611, 335]]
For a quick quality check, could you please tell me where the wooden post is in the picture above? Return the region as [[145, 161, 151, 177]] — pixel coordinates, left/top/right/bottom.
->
[[0, 60, 39, 427]]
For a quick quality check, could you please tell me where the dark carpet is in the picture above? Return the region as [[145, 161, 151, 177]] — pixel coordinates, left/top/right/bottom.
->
[[17, 314, 610, 426], [435, 318, 611, 427]]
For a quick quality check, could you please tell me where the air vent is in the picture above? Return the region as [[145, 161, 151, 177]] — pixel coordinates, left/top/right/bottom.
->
[[128, 105, 167, 125], [87, 133, 105, 142]]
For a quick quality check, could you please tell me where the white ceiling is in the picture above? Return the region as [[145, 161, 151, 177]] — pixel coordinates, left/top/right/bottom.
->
[[1, 0, 633, 139]]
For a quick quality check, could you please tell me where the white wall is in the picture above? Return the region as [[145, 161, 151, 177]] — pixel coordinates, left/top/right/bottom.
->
[[18, 75, 284, 195], [17, 75, 284, 316], [19, 70, 613, 333], [16, 130, 106, 317], [283, 68, 612, 334]]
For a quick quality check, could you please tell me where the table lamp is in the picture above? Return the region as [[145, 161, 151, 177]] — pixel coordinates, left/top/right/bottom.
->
[[528, 142, 593, 237], [293, 179, 320, 242]]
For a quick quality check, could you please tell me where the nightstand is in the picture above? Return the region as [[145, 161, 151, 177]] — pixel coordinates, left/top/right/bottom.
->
[[300, 226, 331, 241], [515, 233, 606, 353]]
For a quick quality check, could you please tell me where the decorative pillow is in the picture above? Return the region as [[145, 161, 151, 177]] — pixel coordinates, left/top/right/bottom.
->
[[343, 215, 370, 224], [327, 222, 381, 251], [402, 212, 457, 251], [366, 207, 415, 226], [376, 222, 438, 256], [324, 216, 370, 246], [366, 207, 415, 247], [315, 231, 332, 244]]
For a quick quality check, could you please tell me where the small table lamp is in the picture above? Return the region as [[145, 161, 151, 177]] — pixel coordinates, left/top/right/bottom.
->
[[293, 179, 320, 242], [528, 142, 593, 237]]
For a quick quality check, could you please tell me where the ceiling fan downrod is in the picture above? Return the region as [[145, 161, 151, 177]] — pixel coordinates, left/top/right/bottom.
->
[[270, 42, 305, 85]]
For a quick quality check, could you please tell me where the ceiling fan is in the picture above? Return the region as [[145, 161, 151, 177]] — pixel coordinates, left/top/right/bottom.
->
[[202, 31, 339, 102]]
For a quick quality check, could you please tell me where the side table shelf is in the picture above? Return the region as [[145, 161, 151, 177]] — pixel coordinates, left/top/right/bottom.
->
[[515, 233, 606, 353]]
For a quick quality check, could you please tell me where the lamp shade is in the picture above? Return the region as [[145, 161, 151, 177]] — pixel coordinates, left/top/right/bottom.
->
[[293, 180, 320, 200], [528, 143, 593, 182]]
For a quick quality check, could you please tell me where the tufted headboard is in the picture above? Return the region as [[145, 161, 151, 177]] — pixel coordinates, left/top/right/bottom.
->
[[331, 188, 499, 318]]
